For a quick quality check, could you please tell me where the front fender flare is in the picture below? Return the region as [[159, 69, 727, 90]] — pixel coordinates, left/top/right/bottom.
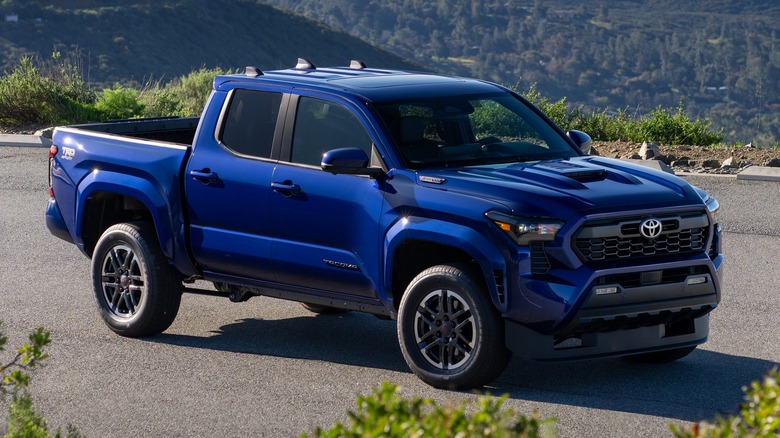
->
[[384, 216, 509, 312]]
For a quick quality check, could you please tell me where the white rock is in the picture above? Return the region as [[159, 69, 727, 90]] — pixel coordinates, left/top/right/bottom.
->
[[639, 141, 661, 160]]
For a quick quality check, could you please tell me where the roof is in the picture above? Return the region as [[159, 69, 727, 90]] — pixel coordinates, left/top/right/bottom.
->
[[212, 58, 504, 102]]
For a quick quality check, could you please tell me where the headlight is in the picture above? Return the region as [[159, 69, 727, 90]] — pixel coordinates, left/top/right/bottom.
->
[[486, 211, 563, 245], [693, 185, 720, 216]]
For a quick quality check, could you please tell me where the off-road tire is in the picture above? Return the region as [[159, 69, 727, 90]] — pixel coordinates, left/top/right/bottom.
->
[[91, 222, 182, 337]]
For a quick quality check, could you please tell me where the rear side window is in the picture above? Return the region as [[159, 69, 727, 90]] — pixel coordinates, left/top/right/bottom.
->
[[219, 89, 282, 159]]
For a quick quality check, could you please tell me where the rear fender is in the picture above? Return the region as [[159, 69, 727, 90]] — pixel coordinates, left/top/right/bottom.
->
[[76, 170, 177, 261]]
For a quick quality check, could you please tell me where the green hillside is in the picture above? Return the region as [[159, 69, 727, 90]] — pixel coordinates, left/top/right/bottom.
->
[[0, 0, 419, 86], [1, 0, 778, 145], [261, 0, 780, 146]]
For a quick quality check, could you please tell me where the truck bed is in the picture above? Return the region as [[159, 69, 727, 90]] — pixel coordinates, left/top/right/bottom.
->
[[66, 116, 200, 145], [47, 116, 198, 276]]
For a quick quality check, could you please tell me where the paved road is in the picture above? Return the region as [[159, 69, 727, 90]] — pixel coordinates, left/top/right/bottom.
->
[[1, 146, 778, 437]]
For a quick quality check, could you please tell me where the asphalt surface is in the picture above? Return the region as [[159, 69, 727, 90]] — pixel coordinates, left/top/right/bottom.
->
[[1, 145, 778, 437]]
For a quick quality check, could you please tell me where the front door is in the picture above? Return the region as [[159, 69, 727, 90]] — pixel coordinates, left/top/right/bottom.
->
[[268, 95, 385, 297]]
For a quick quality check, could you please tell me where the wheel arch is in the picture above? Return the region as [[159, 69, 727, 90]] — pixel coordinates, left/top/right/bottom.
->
[[385, 219, 508, 313], [76, 171, 175, 260]]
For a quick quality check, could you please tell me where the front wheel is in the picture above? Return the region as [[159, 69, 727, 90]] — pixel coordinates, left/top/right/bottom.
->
[[91, 222, 182, 337], [397, 264, 511, 390]]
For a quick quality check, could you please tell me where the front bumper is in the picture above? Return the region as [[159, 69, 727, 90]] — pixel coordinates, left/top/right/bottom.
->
[[502, 215, 723, 361], [506, 313, 710, 361]]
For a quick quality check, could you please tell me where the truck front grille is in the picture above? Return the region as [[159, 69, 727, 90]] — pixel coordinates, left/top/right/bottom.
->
[[574, 212, 709, 263]]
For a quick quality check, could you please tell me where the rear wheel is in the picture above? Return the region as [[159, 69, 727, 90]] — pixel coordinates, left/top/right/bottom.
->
[[397, 264, 511, 390], [91, 222, 182, 337], [624, 346, 697, 364]]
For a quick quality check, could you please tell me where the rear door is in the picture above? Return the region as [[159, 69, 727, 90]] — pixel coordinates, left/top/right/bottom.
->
[[268, 94, 386, 297], [185, 86, 289, 280]]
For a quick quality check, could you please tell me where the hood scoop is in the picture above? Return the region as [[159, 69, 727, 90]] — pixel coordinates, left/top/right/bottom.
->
[[561, 168, 607, 182], [534, 161, 608, 182]]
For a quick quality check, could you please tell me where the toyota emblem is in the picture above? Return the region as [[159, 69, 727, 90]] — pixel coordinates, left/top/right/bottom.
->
[[640, 218, 662, 239]]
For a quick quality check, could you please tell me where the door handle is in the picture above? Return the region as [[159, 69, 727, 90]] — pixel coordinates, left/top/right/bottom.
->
[[190, 169, 219, 185], [271, 181, 301, 195]]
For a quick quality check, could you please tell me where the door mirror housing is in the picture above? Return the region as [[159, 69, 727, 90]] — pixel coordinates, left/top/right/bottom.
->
[[321, 147, 384, 177], [567, 130, 593, 155]]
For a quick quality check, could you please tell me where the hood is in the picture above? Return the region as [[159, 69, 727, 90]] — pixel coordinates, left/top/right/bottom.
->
[[414, 157, 703, 220]]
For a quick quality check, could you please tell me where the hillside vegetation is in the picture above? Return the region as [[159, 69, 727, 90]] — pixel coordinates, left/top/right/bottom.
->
[[0, 0, 418, 86], [261, 0, 780, 146], [0, 0, 774, 147]]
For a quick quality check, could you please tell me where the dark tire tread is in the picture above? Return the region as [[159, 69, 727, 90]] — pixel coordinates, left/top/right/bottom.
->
[[91, 222, 181, 338], [397, 264, 511, 390]]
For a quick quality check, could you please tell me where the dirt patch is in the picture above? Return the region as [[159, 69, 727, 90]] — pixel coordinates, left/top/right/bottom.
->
[[592, 141, 780, 173]]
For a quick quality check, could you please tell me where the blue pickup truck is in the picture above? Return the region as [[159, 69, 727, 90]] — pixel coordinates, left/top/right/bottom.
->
[[46, 59, 723, 390]]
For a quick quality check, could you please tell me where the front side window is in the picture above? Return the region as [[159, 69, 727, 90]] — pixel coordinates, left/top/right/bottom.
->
[[290, 97, 373, 166], [219, 89, 282, 159], [375, 93, 578, 169]]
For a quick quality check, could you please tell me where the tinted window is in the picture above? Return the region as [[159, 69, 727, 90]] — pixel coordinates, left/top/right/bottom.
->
[[290, 97, 373, 166], [219, 89, 282, 158]]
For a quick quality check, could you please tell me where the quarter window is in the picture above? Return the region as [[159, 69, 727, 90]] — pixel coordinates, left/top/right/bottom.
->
[[219, 89, 282, 159]]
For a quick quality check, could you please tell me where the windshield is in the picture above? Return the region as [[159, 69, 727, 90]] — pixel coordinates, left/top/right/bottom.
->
[[374, 93, 579, 169]]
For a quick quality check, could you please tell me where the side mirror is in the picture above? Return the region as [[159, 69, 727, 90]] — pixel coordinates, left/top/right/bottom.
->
[[567, 130, 592, 155], [321, 147, 384, 177]]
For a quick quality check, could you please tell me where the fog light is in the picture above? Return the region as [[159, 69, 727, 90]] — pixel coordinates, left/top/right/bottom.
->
[[594, 286, 619, 295], [687, 276, 708, 285]]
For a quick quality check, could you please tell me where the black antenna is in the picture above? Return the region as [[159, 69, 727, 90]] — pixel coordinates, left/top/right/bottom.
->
[[245, 66, 263, 77], [350, 60, 367, 69], [296, 58, 316, 69]]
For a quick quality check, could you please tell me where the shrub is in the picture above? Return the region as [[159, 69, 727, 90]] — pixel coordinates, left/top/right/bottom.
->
[[519, 84, 723, 146], [0, 53, 95, 125], [139, 78, 180, 118], [170, 66, 224, 116], [1, 321, 80, 438], [140, 67, 226, 118], [636, 104, 724, 146], [303, 382, 555, 437], [671, 369, 780, 437], [521, 84, 570, 128], [95, 85, 145, 120], [0, 57, 58, 124]]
